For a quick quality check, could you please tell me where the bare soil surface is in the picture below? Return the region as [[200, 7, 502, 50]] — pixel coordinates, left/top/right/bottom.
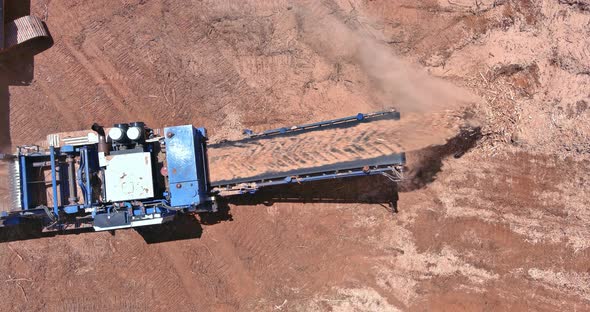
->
[[1, 0, 589, 311], [0, 163, 8, 212]]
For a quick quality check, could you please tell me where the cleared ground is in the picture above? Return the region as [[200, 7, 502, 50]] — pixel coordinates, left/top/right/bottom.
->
[[0, 0, 589, 311]]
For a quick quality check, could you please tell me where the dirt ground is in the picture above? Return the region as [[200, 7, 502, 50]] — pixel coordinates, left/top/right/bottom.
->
[[1, 0, 589, 311]]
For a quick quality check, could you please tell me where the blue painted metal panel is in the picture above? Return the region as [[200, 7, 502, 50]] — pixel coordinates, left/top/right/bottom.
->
[[19, 155, 29, 210], [60, 145, 75, 153], [170, 181, 201, 207], [242, 109, 400, 139], [50, 146, 59, 217], [165, 125, 199, 183], [83, 148, 92, 208], [64, 205, 79, 214], [164, 125, 208, 207]]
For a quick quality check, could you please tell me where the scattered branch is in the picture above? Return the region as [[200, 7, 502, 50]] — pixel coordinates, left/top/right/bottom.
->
[[7, 244, 23, 261]]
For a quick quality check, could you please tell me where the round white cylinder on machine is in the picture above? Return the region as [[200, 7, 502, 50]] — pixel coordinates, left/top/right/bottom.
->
[[108, 127, 125, 142], [127, 127, 142, 141]]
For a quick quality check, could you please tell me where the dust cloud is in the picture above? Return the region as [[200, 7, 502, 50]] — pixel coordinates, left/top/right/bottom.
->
[[293, 1, 476, 113]]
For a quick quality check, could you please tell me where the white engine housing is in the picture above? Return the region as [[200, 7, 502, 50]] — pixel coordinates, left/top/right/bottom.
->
[[104, 152, 154, 202]]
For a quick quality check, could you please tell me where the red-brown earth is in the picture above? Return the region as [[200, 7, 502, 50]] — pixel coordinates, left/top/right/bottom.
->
[[0, 0, 589, 311]]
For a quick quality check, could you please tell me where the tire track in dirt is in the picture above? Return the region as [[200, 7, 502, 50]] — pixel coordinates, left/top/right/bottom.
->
[[223, 209, 294, 288], [183, 233, 261, 309], [156, 242, 210, 309], [61, 41, 134, 121], [9, 40, 126, 142], [55, 0, 154, 122], [104, 232, 197, 311]]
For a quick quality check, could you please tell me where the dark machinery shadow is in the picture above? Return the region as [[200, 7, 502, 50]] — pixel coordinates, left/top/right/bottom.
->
[[400, 126, 482, 192], [199, 200, 234, 225], [117, 173, 401, 244], [2, 0, 36, 84], [197, 175, 399, 224], [135, 174, 401, 244], [223, 175, 399, 211], [0, 221, 95, 242], [0, 215, 204, 243], [0, 0, 54, 151], [0, 172, 400, 243], [135, 214, 204, 244], [0, 214, 205, 243], [0, 80, 8, 152], [1, 0, 36, 150]]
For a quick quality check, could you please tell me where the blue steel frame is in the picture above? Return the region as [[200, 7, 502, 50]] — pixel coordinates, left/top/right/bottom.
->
[[0, 144, 181, 230], [164, 125, 211, 209], [242, 109, 400, 139], [0, 110, 406, 232], [49, 146, 59, 217], [82, 147, 92, 208], [19, 154, 28, 210], [212, 164, 404, 196]]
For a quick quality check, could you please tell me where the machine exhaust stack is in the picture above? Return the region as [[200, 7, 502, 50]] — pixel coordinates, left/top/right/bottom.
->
[[91, 123, 110, 155]]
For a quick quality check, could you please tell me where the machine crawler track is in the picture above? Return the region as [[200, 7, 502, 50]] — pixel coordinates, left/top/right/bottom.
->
[[3, 15, 51, 55]]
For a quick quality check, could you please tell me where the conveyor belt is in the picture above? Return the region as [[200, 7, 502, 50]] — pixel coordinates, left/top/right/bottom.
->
[[211, 154, 405, 187], [207, 111, 409, 188]]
